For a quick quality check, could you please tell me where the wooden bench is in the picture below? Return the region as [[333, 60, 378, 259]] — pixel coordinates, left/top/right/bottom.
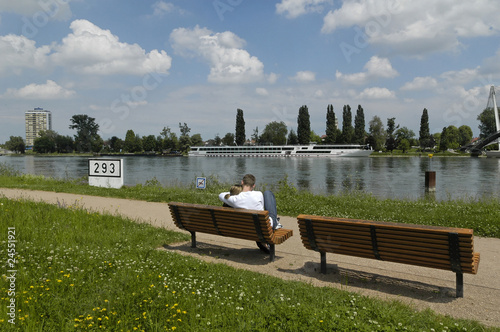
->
[[297, 214, 480, 297], [168, 202, 293, 261]]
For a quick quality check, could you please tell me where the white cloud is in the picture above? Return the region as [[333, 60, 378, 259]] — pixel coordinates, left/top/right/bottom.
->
[[290, 70, 316, 83], [170, 25, 266, 84], [440, 68, 480, 85], [51, 19, 172, 75], [401, 76, 438, 91], [0, 34, 50, 74], [314, 89, 324, 97], [336, 56, 398, 85], [267, 72, 279, 84], [256, 87, 269, 96], [2, 80, 75, 99], [151, 1, 184, 16], [276, 0, 332, 19], [358, 87, 396, 99], [152, 1, 174, 16], [0, 0, 73, 20], [321, 0, 500, 56]]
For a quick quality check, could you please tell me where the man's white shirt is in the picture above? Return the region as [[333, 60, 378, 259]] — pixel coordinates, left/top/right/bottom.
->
[[219, 190, 275, 227]]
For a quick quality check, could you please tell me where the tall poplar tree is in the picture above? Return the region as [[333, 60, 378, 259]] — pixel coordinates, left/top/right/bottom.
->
[[340, 105, 354, 143], [419, 108, 432, 149], [235, 108, 246, 146], [385, 117, 398, 152], [325, 104, 337, 144], [354, 104, 366, 144], [297, 105, 311, 145]]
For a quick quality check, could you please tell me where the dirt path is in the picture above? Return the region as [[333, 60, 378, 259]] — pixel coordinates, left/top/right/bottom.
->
[[2, 188, 499, 328]]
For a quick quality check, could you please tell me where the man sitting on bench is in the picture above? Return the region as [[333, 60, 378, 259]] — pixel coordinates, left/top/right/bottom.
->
[[218, 174, 282, 253]]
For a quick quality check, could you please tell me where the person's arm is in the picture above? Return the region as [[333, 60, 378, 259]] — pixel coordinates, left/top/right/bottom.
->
[[219, 192, 232, 206], [224, 191, 264, 210]]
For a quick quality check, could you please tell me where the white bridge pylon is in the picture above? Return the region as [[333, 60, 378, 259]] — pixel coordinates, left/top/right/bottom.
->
[[487, 86, 500, 150]]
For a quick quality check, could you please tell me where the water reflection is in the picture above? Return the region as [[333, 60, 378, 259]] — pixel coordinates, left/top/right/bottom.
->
[[325, 159, 336, 192], [295, 158, 312, 191], [1, 155, 500, 201]]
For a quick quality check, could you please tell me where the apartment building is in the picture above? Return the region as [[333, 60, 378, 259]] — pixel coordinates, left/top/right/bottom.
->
[[25, 107, 52, 147]]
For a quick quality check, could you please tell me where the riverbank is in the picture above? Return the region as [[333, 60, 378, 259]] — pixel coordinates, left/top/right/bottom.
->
[[1, 167, 499, 238], [1, 187, 499, 328]]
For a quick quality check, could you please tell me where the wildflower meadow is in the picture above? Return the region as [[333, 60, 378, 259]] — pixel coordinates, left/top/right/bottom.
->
[[0, 197, 493, 331]]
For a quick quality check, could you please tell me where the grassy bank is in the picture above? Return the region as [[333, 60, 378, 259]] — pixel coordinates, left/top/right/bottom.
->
[[0, 198, 494, 331], [1, 162, 499, 238]]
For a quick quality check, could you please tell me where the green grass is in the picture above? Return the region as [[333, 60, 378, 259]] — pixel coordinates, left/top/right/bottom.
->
[[1, 162, 499, 238], [1, 197, 495, 331]]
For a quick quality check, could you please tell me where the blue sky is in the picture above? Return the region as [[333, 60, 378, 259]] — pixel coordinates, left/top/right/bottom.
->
[[1, 0, 500, 144]]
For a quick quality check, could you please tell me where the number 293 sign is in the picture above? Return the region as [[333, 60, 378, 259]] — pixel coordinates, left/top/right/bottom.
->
[[88, 159, 122, 177]]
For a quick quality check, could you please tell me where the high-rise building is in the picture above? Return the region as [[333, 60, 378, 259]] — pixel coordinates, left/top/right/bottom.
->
[[25, 107, 52, 147]]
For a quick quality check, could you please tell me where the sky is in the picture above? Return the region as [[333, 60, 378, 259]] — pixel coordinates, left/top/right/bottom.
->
[[1, 0, 500, 144]]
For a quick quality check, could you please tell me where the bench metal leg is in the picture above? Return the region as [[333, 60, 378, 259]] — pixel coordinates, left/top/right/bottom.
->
[[190, 231, 196, 248], [269, 244, 276, 262], [320, 252, 327, 274], [456, 272, 464, 298]]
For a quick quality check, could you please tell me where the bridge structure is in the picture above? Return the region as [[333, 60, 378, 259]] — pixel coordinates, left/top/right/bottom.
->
[[461, 86, 500, 156]]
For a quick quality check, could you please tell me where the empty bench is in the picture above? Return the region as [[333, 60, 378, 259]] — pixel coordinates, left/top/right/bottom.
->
[[168, 202, 293, 261], [297, 214, 480, 297]]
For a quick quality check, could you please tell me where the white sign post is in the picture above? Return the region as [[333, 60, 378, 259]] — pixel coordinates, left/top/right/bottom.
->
[[88, 159, 124, 189]]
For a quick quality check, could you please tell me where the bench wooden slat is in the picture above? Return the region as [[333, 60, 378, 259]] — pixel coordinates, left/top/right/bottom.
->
[[298, 223, 474, 244], [300, 215, 474, 235], [298, 227, 474, 254], [307, 237, 475, 260], [297, 214, 480, 297]]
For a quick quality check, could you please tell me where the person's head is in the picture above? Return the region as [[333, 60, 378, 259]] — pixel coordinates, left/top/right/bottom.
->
[[241, 174, 256, 191], [224, 184, 243, 199], [229, 184, 243, 196]]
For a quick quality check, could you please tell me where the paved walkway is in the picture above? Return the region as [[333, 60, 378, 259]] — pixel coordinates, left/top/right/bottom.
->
[[1, 188, 499, 328]]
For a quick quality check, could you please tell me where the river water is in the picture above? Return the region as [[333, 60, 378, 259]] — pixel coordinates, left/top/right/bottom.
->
[[1, 155, 500, 201]]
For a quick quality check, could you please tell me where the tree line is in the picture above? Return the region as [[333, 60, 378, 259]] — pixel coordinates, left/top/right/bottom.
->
[[3, 105, 498, 154]]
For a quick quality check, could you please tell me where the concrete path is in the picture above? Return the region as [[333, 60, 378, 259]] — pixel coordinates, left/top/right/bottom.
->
[[1, 188, 499, 328]]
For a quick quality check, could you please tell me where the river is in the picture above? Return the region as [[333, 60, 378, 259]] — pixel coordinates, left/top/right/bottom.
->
[[1, 155, 500, 201]]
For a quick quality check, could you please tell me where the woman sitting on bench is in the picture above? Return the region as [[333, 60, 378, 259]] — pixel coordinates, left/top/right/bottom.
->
[[218, 174, 282, 253]]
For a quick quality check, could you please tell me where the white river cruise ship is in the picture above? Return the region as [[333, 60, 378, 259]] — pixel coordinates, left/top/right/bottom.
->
[[188, 144, 372, 157]]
